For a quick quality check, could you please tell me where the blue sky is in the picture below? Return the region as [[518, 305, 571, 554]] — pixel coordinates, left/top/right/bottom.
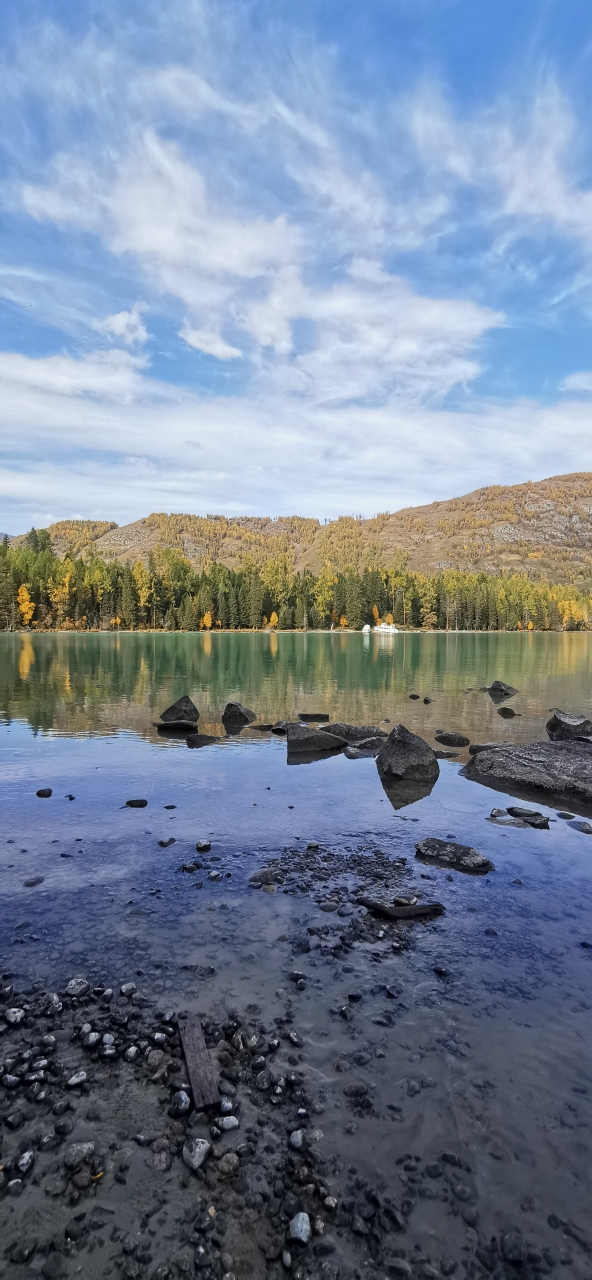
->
[[2, 0, 592, 530]]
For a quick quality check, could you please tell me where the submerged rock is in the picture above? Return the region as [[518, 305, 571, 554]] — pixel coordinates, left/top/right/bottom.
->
[[222, 702, 257, 727], [463, 740, 592, 807], [434, 731, 470, 748], [376, 724, 440, 783], [286, 723, 347, 754], [415, 837, 494, 874], [546, 708, 592, 741], [323, 723, 387, 743], [298, 712, 329, 722], [498, 706, 520, 719], [506, 806, 549, 829], [186, 733, 219, 749], [344, 737, 386, 758], [482, 679, 518, 702]]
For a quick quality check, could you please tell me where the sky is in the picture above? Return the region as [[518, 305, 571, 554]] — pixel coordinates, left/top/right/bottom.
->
[[2, 0, 592, 531]]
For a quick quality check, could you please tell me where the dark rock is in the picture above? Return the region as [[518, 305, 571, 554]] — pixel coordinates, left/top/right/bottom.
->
[[483, 679, 518, 702], [498, 706, 519, 719], [158, 838, 176, 847], [126, 799, 148, 808], [271, 720, 292, 734], [434, 750, 459, 759], [36, 788, 52, 798], [286, 723, 347, 754], [568, 819, 592, 834], [546, 709, 592, 741], [159, 696, 199, 726], [24, 876, 45, 887], [463, 740, 592, 807], [323, 723, 387, 743], [434, 732, 470, 748], [186, 734, 219, 749], [344, 737, 387, 758], [506, 807, 549, 829], [408, 694, 420, 700], [501, 1230, 527, 1264], [376, 724, 440, 783], [222, 702, 257, 727], [358, 895, 444, 921], [415, 838, 494, 874], [298, 712, 330, 722], [196, 840, 211, 852]]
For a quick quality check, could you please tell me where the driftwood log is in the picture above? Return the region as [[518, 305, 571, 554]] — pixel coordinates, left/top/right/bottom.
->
[[180, 1017, 219, 1108]]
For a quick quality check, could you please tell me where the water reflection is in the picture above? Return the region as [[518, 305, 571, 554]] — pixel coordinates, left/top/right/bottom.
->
[[1, 632, 592, 751]]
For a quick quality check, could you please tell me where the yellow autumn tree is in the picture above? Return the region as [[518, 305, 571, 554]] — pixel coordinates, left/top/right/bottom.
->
[[132, 561, 152, 612], [17, 585, 35, 626], [269, 611, 279, 628]]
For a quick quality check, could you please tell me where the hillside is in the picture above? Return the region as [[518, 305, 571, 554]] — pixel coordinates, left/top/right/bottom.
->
[[18, 472, 592, 585]]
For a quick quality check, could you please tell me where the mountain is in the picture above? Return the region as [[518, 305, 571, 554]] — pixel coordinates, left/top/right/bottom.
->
[[18, 472, 592, 585]]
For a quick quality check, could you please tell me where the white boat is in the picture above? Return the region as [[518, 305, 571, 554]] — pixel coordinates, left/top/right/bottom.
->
[[374, 622, 399, 633]]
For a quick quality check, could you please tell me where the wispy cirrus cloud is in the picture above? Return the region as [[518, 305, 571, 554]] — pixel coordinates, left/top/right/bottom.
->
[[1, 0, 592, 529]]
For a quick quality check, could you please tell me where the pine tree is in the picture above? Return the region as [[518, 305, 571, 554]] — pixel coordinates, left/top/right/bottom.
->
[[120, 565, 138, 630]]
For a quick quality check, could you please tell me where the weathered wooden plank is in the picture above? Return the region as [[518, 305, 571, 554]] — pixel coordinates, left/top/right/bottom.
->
[[180, 1017, 219, 1108]]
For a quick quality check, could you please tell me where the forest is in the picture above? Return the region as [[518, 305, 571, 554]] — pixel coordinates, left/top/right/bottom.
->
[[1, 528, 591, 633]]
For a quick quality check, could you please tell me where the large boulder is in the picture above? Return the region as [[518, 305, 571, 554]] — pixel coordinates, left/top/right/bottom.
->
[[376, 724, 440, 783], [463, 740, 592, 807], [286, 723, 347, 754], [222, 702, 257, 728], [546, 709, 592, 741], [159, 696, 199, 727], [323, 723, 388, 743]]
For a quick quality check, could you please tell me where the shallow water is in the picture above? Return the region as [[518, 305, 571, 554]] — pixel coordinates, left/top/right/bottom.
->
[[1, 632, 592, 1276]]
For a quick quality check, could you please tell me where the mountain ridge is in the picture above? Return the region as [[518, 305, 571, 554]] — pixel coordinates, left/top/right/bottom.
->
[[13, 471, 592, 586]]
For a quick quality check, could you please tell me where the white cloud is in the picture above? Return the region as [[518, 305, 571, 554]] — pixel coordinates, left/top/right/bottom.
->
[[180, 323, 242, 360], [407, 79, 592, 248], [0, 348, 154, 404], [95, 302, 148, 345], [1, 345, 592, 529], [560, 371, 592, 393]]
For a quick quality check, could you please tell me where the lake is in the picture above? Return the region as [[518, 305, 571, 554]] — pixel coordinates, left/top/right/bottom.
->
[[1, 630, 591, 1277]]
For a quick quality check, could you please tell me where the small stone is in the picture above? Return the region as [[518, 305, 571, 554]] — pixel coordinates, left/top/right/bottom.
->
[[289, 1212, 312, 1244], [196, 840, 211, 852], [120, 982, 137, 997], [64, 1141, 95, 1170], [182, 1136, 211, 1171], [218, 1114, 239, 1131], [66, 1070, 87, 1088], [501, 1230, 527, 1264], [17, 1150, 35, 1175], [7, 1178, 23, 1196], [2, 1003, 24, 1024], [289, 1129, 305, 1150], [24, 876, 45, 887], [36, 788, 52, 798], [218, 1151, 240, 1176], [65, 977, 90, 997], [126, 799, 148, 807], [169, 1089, 191, 1118]]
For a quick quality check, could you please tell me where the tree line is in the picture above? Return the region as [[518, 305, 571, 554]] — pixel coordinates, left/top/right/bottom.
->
[[1, 528, 591, 632]]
